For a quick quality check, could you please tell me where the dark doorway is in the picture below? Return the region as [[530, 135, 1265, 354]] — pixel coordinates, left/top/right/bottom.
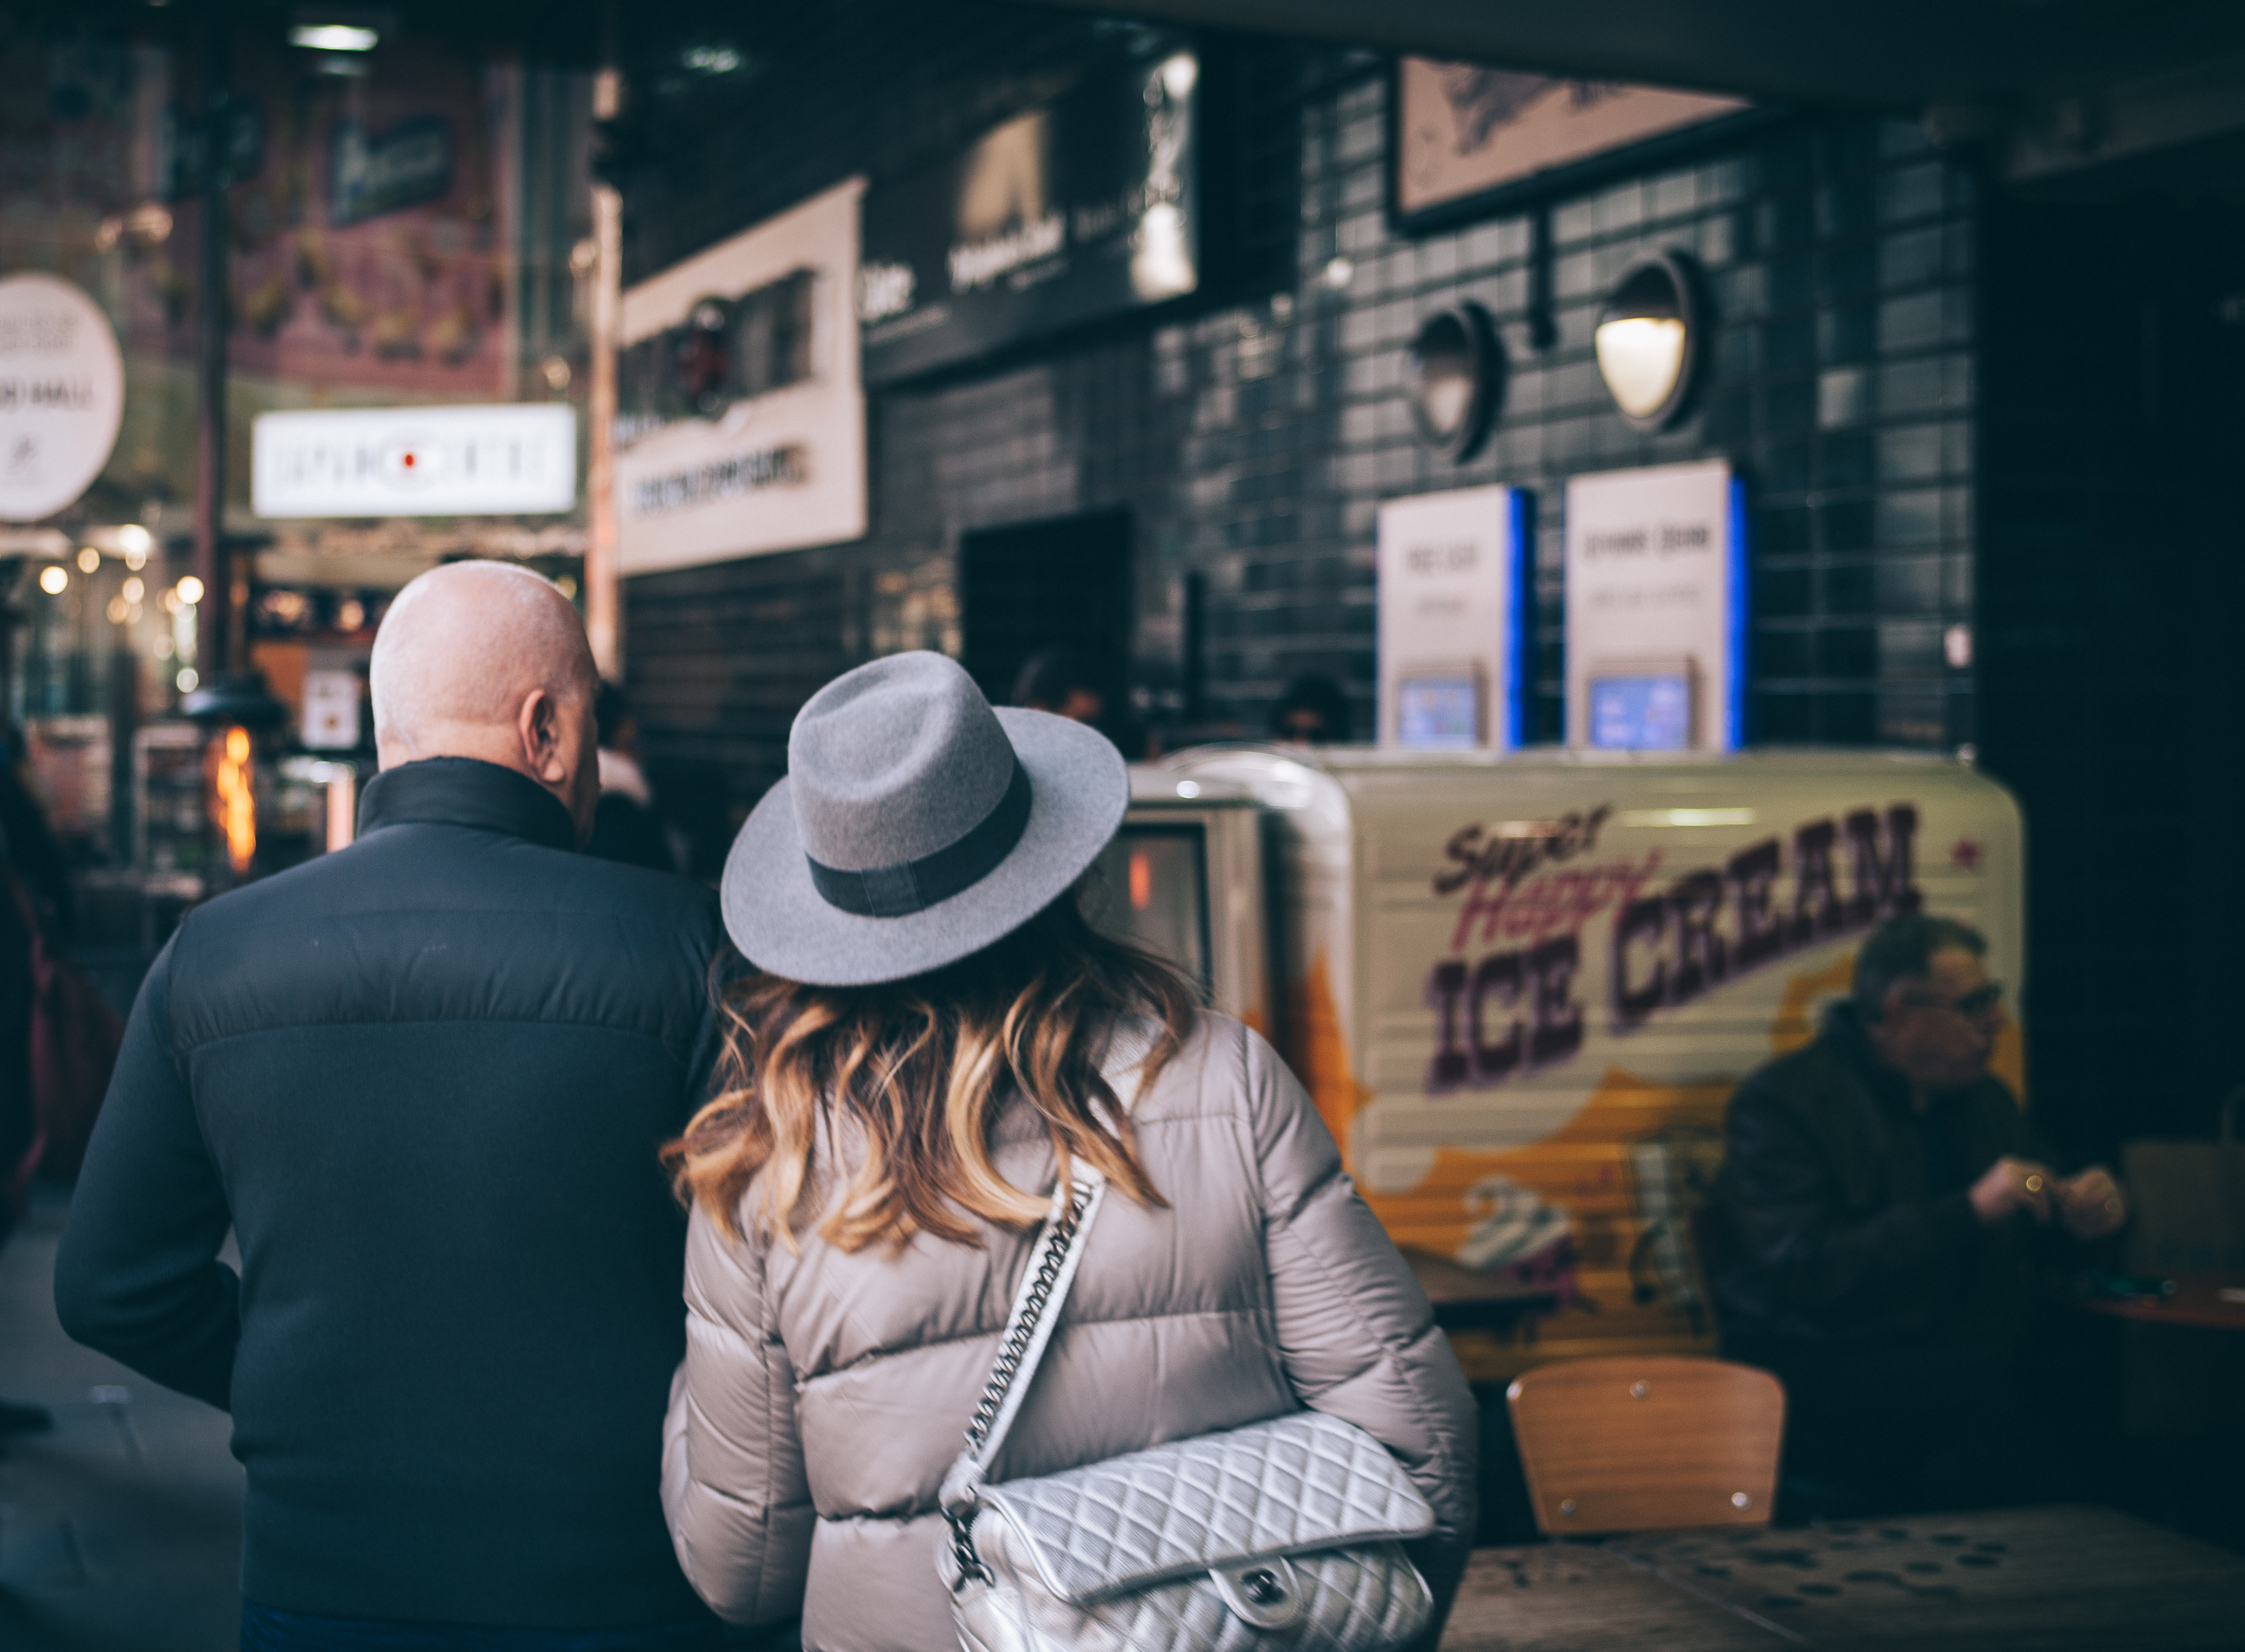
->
[[959, 508, 1134, 730], [1977, 194, 2245, 1162]]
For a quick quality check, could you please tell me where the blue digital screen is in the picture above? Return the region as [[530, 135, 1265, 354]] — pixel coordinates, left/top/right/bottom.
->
[[1590, 673, 1691, 750], [1397, 677, 1480, 749]]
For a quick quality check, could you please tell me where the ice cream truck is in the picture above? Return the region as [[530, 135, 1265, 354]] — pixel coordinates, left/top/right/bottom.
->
[[1085, 747, 2025, 1381]]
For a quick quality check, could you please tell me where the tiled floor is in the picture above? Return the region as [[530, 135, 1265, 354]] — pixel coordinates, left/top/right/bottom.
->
[[0, 1188, 244, 1652]]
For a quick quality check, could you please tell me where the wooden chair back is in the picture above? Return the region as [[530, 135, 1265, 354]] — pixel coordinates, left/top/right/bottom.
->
[[1506, 1354, 1784, 1536]]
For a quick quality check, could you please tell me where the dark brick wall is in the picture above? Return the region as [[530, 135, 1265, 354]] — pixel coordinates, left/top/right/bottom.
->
[[619, 12, 1979, 867]]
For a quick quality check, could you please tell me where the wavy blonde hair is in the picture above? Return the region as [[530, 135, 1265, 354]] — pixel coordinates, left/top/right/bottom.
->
[[666, 894, 1201, 1251]]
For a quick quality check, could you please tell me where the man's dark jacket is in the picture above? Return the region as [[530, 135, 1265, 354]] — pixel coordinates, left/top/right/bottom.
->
[[54, 758, 726, 1629], [1707, 1003, 2060, 1354]]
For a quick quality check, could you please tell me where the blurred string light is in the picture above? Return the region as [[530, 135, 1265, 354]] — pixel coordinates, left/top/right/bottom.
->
[[123, 576, 144, 602], [176, 576, 205, 605], [118, 524, 152, 569], [39, 566, 68, 594], [77, 546, 101, 573], [176, 667, 198, 692]]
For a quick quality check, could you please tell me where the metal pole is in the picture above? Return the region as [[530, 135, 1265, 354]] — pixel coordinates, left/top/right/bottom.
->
[[192, 1, 232, 676], [584, 65, 624, 681]]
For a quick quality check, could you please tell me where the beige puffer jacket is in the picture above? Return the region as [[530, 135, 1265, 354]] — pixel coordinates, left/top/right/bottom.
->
[[660, 1012, 1479, 1651]]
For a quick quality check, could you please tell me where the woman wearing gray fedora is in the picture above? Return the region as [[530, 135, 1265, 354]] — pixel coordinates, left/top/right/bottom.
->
[[658, 652, 1477, 1652]]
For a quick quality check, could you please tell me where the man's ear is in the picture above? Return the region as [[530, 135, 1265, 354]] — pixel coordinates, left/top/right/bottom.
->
[[518, 688, 567, 784]]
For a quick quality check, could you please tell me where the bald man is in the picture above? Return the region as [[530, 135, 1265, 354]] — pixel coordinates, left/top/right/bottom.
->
[[56, 563, 728, 1651]]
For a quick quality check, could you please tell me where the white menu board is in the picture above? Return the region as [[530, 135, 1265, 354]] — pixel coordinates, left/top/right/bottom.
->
[[1376, 485, 1529, 750], [1564, 459, 1741, 752]]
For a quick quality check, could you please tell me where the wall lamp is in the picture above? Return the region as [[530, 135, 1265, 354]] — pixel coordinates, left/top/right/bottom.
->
[[1595, 253, 1706, 431], [1406, 302, 1502, 463]]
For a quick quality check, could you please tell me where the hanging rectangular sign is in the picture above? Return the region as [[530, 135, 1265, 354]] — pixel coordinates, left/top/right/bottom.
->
[[1564, 459, 1745, 752], [1377, 486, 1532, 751], [859, 50, 1200, 385], [616, 177, 867, 574], [252, 403, 577, 518]]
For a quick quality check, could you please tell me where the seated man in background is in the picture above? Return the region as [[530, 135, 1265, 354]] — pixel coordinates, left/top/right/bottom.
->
[[1707, 912, 2127, 1513]]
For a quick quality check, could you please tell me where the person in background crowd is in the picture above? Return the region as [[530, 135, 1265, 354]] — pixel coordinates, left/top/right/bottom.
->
[[588, 680, 679, 873], [659, 652, 1477, 1650], [1009, 645, 1108, 725], [0, 732, 50, 1440], [0, 722, 77, 941], [1270, 672, 1352, 745], [1706, 912, 2127, 1514], [54, 562, 729, 1652], [0, 724, 90, 1441], [1011, 644, 1152, 759]]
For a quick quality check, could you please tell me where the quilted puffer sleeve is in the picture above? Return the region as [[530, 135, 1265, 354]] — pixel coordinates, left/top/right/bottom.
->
[[1241, 1022, 1479, 1630], [662, 1201, 816, 1625]]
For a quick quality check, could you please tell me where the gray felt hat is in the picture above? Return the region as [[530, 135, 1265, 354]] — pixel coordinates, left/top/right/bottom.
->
[[721, 651, 1127, 986]]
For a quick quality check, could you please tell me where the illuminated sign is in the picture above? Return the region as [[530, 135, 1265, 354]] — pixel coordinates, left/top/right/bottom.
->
[[251, 404, 577, 518], [860, 51, 1200, 384], [330, 118, 454, 227]]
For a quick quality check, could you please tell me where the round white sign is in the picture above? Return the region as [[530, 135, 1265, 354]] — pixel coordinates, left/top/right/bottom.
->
[[0, 274, 126, 523]]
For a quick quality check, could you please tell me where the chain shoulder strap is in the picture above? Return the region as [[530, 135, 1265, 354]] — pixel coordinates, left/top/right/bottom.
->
[[962, 1173, 1100, 1463], [943, 1171, 1104, 1583], [940, 1028, 1153, 1583]]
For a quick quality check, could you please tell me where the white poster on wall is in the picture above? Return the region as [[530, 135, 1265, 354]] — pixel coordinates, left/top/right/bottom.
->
[[301, 669, 364, 749], [1564, 459, 1742, 752], [616, 177, 867, 575], [1376, 485, 1530, 750], [0, 275, 125, 523]]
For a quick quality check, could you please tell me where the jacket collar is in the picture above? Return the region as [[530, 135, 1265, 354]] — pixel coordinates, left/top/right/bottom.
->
[[357, 757, 577, 852], [1820, 999, 1976, 1114]]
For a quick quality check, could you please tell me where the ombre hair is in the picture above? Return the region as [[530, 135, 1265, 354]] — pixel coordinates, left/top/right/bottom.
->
[[665, 892, 1201, 1252]]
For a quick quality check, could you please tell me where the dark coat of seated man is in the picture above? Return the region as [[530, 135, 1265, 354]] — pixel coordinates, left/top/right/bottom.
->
[[1706, 912, 2125, 1513], [54, 563, 728, 1652]]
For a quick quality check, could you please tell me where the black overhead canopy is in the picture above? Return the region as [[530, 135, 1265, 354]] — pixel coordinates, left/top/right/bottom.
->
[[1026, 0, 2244, 110], [1027, 0, 2245, 194]]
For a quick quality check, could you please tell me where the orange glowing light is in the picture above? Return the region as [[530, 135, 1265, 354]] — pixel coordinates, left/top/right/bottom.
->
[[213, 725, 257, 873], [1129, 848, 1152, 910]]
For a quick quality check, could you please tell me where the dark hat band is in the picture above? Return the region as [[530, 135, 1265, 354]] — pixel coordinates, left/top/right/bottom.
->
[[806, 758, 1033, 919]]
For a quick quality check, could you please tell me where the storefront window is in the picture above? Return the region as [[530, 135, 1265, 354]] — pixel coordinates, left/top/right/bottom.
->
[[1, 20, 593, 923]]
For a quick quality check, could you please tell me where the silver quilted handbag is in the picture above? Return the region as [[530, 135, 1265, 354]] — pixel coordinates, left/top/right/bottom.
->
[[937, 1168, 1438, 1652]]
